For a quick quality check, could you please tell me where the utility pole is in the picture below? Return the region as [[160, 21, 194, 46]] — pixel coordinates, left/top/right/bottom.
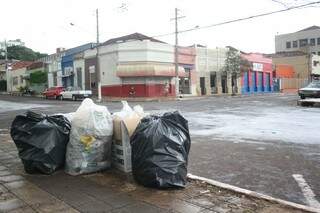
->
[[4, 40, 9, 93], [96, 8, 102, 102], [172, 8, 185, 97], [174, 8, 179, 96]]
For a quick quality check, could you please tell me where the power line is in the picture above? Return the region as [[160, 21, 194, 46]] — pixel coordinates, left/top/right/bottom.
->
[[56, 0, 320, 49], [152, 0, 320, 38]]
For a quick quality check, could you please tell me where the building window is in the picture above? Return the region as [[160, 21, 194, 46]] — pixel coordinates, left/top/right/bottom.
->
[[312, 52, 316, 55], [20, 76, 23, 84], [318, 52, 320, 56], [13, 77, 18, 86], [292, 41, 298, 48], [317, 38, 320, 45], [286, 41, 291, 49], [310, 38, 316, 46], [299, 39, 308, 47]]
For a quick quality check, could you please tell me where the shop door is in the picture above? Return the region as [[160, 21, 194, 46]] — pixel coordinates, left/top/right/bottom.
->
[[242, 71, 249, 93], [265, 73, 271, 91], [251, 72, 257, 92], [200, 77, 206, 95]]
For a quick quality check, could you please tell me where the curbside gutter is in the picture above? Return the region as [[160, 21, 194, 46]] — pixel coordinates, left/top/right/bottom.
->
[[187, 173, 320, 213]]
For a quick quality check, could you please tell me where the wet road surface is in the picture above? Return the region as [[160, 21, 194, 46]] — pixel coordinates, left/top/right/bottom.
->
[[0, 94, 319, 208]]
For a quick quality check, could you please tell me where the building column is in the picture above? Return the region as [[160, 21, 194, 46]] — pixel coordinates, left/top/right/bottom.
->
[[237, 73, 242, 94], [227, 72, 232, 95], [216, 72, 222, 94]]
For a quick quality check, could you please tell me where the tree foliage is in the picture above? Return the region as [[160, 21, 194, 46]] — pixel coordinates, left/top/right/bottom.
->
[[30, 71, 47, 84], [223, 47, 251, 74], [0, 45, 47, 61]]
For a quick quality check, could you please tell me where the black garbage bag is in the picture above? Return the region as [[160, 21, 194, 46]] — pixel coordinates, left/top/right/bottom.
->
[[131, 111, 191, 188], [10, 111, 71, 175]]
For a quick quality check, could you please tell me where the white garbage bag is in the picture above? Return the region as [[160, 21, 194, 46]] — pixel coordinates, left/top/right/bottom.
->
[[65, 98, 113, 175], [113, 101, 148, 140]]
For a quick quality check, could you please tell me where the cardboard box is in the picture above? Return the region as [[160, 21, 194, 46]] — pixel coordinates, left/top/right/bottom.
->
[[112, 114, 143, 173]]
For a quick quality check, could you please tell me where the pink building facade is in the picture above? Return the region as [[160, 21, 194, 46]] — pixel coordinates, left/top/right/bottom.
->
[[241, 53, 273, 94]]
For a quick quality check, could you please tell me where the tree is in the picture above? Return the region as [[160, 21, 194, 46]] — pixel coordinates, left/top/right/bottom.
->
[[223, 47, 251, 74], [0, 45, 47, 61]]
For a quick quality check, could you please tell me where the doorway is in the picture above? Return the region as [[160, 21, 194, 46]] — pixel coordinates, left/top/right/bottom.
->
[[200, 77, 206, 95], [210, 72, 217, 94], [231, 73, 238, 94], [221, 72, 227, 93]]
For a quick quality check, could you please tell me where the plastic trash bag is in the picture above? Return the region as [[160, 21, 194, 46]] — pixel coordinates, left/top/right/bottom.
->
[[10, 111, 71, 175], [113, 101, 147, 140], [65, 98, 113, 175], [131, 111, 191, 188]]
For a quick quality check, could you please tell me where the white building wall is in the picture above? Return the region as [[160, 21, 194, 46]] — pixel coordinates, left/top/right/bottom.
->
[[100, 52, 119, 85], [275, 28, 320, 53], [196, 47, 227, 73], [47, 54, 63, 88], [9, 68, 27, 92], [73, 58, 85, 89], [89, 40, 175, 87], [312, 55, 320, 75]]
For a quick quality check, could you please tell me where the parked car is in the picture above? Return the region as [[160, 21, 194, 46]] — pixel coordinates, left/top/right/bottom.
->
[[59, 87, 92, 101], [298, 81, 320, 99], [43, 86, 65, 99]]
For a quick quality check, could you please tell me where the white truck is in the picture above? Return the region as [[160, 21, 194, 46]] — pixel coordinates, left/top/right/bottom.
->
[[59, 87, 92, 101]]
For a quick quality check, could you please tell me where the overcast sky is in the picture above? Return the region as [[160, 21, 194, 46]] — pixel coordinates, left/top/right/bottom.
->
[[1, 0, 319, 54]]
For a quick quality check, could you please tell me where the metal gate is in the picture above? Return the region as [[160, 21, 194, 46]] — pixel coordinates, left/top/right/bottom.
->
[[242, 71, 249, 94], [251, 72, 257, 92], [265, 73, 271, 92]]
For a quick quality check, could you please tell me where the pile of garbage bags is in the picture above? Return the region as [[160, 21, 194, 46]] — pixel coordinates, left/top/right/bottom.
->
[[10, 98, 191, 189]]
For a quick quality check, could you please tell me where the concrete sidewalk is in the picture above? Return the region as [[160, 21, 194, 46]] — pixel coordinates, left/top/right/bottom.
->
[[0, 131, 317, 213]]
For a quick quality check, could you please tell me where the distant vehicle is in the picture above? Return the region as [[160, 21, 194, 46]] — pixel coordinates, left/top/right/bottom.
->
[[43, 86, 64, 99], [298, 81, 320, 99], [59, 87, 92, 101]]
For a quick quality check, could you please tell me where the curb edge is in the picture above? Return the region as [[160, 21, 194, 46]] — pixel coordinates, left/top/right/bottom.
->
[[187, 173, 320, 213]]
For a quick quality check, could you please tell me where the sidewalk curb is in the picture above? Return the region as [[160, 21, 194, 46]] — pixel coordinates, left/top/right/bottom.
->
[[187, 173, 320, 213]]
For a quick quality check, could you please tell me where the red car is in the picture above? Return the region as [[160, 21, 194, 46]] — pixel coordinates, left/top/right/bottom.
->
[[43, 86, 65, 99]]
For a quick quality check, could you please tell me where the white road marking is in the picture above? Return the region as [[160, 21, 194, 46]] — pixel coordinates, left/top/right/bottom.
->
[[292, 174, 320, 209]]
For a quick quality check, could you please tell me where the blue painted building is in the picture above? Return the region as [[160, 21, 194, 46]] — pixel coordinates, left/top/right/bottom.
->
[[241, 53, 273, 94], [61, 43, 96, 87]]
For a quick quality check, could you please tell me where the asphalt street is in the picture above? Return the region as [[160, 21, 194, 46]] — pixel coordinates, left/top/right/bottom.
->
[[0, 94, 319, 208]]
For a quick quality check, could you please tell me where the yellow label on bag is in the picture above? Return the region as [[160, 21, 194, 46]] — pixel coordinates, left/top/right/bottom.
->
[[80, 135, 96, 151]]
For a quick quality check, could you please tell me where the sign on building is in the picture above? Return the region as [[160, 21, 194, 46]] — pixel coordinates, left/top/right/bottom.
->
[[253, 63, 263, 72], [312, 55, 320, 75], [89, 65, 95, 74], [64, 67, 74, 76]]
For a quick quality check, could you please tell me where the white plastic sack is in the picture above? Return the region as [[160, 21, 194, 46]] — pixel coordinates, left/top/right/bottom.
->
[[113, 101, 134, 119], [65, 98, 113, 175], [113, 101, 147, 119], [112, 101, 148, 140]]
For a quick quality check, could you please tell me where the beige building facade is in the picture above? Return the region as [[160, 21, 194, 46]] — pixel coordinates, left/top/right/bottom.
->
[[195, 45, 241, 95], [271, 52, 310, 79]]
